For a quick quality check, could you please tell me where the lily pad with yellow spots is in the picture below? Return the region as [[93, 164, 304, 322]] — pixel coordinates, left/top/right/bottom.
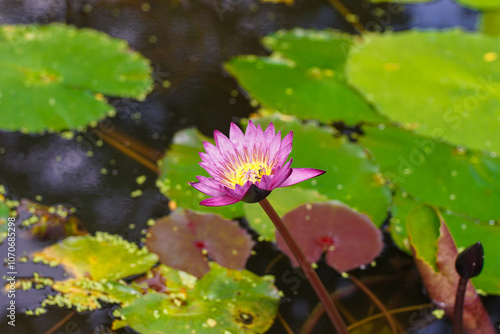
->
[[33, 232, 158, 281], [347, 30, 500, 153]]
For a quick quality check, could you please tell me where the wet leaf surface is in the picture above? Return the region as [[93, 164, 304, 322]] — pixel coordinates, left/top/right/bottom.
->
[[360, 125, 500, 223], [0, 24, 153, 132], [407, 205, 495, 334], [226, 29, 383, 124], [146, 209, 254, 278], [276, 202, 384, 272], [119, 263, 279, 334], [32, 232, 158, 281], [348, 30, 500, 153]]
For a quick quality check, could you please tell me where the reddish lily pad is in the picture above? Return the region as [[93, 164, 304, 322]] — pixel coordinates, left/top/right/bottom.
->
[[407, 205, 495, 334], [276, 202, 383, 272], [146, 210, 255, 278]]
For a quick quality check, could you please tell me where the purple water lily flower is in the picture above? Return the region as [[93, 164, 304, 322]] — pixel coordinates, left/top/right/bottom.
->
[[188, 121, 325, 206]]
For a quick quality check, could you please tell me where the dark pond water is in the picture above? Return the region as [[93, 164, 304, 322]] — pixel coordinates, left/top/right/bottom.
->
[[0, 0, 498, 333]]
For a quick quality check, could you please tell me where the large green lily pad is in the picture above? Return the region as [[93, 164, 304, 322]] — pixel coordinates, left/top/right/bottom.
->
[[250, 117, 391, 230], [226, 29, 383, 124], [347, 30, 500, 153], [33, 232, 158, 281], [157, 128, 245, 219], [120, 263, 279, 334], [0, 24, 152, 132], [360, 125, 500, 222]]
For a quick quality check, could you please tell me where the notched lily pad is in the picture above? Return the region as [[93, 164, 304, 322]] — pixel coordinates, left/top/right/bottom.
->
[[407, 205, 495, 334], [0, 23, 153, 132], [33, 232, 158, 281], [119, 263, 279, 334], [276, 202, 384, 272], [146, 209, 254, 278]]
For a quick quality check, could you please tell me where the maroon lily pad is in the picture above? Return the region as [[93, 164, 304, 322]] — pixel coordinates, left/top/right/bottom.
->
[[276, 202, 383, 272], [146, 210, 254, 278], [408, 205, 495, 334]]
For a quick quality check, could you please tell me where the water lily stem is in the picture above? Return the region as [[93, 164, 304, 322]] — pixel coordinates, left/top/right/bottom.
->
[[452, 276, 468, 334], [259, 198, 349, 334]]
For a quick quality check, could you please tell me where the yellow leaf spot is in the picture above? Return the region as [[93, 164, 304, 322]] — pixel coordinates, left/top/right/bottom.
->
[[384, 63, 400, 71], [206, 318, 217, 327], [483, 52, 497, 62]]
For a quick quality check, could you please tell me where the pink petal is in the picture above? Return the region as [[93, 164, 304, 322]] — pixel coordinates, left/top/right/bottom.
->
[[223, 182, 250, 200], [203, 141, 224, 167], [268, 160, 293, 189], [214, 130, 236, 157], [189, 179, 225, 197], [229, 123, 245, 152], [263, 122, 276, 142], [266, 134, 282, 164], [275, 132, 293, 165], [279, 168, 326, 187], [199, 162, 220, 179], [200, 195, 240, 206]]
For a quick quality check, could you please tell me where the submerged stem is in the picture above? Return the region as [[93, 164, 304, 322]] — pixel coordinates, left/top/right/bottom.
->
[[452, 276, 468, 334], [259, 198, 349, 334]]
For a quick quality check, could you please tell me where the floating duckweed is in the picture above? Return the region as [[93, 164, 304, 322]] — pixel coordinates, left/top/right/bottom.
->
[[130, 189, 143, 198], [432, 309, 445, 319], [136, 175, 147, 185]]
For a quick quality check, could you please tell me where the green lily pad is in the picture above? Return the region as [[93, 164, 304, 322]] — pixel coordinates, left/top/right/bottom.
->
[[120, 263, 279, 334], [33, 232, 158, 281], [251, 117, 391, 229], [347, 30, 500, 153], [391, 191, 500, 295], [157, 128, 244, 219], [456, 0, 500, 10], [226, 29, 383, 124], [360, 125, 500, 222], [0, 24, 152, 132], [244, 187, 328, 241], [262, 28, 354, 73]]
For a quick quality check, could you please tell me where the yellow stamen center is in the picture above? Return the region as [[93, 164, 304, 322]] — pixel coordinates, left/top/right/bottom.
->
[[220, 160, 274, 189]]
